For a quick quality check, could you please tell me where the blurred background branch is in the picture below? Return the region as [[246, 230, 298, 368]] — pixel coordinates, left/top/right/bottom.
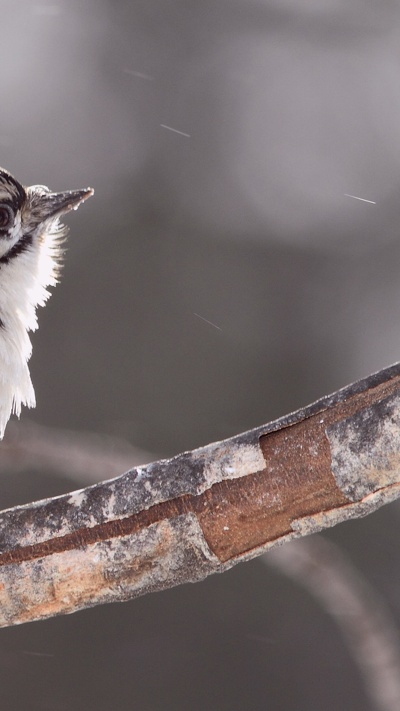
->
[[1, 421, 155, 485], [268, 537, 400, 711]]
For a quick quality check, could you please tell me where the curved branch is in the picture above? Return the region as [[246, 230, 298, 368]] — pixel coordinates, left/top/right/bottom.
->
[[1, 362, 400, 627]]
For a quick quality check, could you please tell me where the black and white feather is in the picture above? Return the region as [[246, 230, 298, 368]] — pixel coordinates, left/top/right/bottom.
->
[[0, 168, 93, 438]]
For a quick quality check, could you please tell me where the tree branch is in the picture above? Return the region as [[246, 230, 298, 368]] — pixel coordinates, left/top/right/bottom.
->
[[1, 362, 400, 627]]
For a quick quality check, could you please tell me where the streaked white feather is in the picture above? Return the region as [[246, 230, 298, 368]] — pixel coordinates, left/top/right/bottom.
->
[[0, 222, 63, 437]]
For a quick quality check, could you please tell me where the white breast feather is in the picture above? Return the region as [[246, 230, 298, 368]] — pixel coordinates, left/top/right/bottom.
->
[[0, 223, 62, 438]]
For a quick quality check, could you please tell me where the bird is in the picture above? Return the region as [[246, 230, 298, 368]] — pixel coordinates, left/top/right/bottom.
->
[[0, 167, 93, 439]]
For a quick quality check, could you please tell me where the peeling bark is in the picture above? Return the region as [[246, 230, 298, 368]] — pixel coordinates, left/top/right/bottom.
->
[[1, 363, 400, 627]]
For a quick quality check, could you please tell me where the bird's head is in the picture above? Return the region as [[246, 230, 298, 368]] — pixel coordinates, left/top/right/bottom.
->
[[0, 168, 93, 259], [0, 166, 93, 438]]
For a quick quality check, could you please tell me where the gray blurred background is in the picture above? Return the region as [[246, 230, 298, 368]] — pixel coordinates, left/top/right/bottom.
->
[[0, 1, 400, 709]]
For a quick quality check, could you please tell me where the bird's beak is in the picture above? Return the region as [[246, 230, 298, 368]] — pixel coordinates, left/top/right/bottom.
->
[[40, 187, 94, 220]]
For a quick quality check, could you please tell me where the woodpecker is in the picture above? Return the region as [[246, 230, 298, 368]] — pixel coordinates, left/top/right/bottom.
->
[[0, 167, 93, 438]]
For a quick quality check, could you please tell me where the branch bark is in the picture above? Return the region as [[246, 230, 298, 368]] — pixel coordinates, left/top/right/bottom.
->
[[1, 362, 400, 627]]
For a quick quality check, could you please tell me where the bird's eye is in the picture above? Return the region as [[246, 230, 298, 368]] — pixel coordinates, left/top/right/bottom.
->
[[0, 205, 13, 230]]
